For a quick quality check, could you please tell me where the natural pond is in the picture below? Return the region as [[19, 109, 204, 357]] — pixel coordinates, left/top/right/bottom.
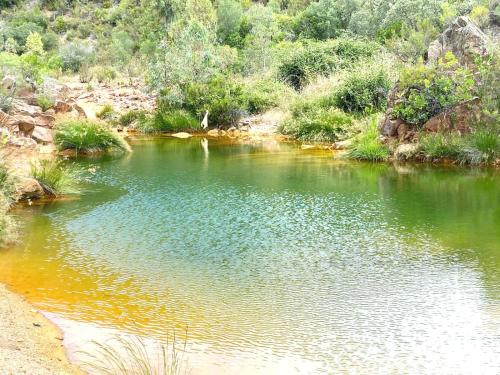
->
[[1, 137, 499, 374]]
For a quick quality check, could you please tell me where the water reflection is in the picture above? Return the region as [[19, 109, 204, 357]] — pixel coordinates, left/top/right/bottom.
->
[[1, 137, 499, 374]]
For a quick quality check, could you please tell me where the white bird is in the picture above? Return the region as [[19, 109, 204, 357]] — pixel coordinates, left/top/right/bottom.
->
[[201, 110, 209, 129]]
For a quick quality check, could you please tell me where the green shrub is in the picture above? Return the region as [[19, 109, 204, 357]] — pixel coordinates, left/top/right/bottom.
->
[[277, 38, 379, 90], [36, 94, 54, 111], [30, 159, 78, 196], [92, 66, 117, 83], [138, 110, 199, 133], [293, 0, 356, 40], [347, 118, 390, 161], [418, 133, 463, 159], [280, 104, 353, 142], [96, 104, 115, 120], [41, 31, 59, 51], [242, 78, 291, 114], [59, 41, 95, 72], [392, 53, 475, 126], [333, 70, 390, 114], [180, 77, 247, 128], [54, 119, 130, 153], [118, 110, 147, 126]]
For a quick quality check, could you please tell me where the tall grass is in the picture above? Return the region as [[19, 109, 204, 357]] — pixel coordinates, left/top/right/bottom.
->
[[347, 117, 390, 161], [418, 133, 462, 159], [54, 119, 130, 153], [30, 159, 79, 196], [79, 333, 188, 375]]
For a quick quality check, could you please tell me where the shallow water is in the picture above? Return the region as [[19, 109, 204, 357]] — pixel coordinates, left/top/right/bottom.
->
[[1, 137, 499, 374]]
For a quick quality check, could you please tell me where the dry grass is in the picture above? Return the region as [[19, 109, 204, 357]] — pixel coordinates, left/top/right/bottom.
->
[[78, 331, 189, 375]]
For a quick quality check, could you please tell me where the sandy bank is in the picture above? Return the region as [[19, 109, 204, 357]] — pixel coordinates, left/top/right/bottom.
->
[[0, 283, 80, 374]]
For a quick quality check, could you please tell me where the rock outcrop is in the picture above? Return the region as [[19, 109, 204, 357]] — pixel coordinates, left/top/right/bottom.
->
[[426, 16, 490, 66]]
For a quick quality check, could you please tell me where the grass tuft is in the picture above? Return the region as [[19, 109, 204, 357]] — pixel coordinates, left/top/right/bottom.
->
[[78, 332, 188, 375], [54, 119, 130, 153], [348, 117, 390, 161], [30, 159, 79, 196]]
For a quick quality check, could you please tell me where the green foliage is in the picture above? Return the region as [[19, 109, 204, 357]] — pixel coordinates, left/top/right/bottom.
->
[[277, 38, 379, 90], [419, 132, 463, 159], [216, 0, 243, 44], [30, 159, 78, 196], [393, 53, 476, 126], [59, 41, 95, 72], [385, 19, 439, 63], [54, 119, 130, 153], [182, 77, 247, 127], [36, 94, 54, 111], [139, 110, 199, 133], [92, 66, 117, 83], [96, 104, 115, 120], [469, 5, 489, 27], [25, 32, 45, 55], [293, 0, 356, 40], [333, 70, 390, 114], [348, 118, 390, 161], [280, 102, 353, 142], [118, 110, 147, 126], [242, 77, 292, 114]]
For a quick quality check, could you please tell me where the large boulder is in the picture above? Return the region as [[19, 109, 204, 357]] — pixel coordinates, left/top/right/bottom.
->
[[1, 76, 16, 91], [34, 114, 56, 128], [16, 178, 44, 200], [0, 110, 18, 128], [31, 126, 53, 144], [16, 115, 36, 134], [423, 98, 481, 134], [426, 16, 490, 66]]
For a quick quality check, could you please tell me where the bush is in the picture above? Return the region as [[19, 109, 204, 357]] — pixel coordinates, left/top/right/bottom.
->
[[347, 117, 390, 161], [393, 53, 475, 126], [30, 159, 78, 196], [333, 70, 390, 114], [96, 104, 114, 120], [54, 119, 130, 153], [277, 38, 379, 90], [280, 103, 353, 142], [92, 66, 117, 83], [293, 0, 356, 40], [138, 110, 199, 133], [59, 41, 95, 73], [180, 76, 247, 128], [118, 110, 147, 126], [242, 77, 291, 114], [36, 94, 54, 111]]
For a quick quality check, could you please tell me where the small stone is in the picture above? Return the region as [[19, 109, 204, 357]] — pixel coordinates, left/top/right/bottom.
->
[[171, 132, 192, 138]]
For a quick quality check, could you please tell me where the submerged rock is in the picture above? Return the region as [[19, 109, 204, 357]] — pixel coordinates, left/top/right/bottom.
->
[[171, 132, 192, 139]]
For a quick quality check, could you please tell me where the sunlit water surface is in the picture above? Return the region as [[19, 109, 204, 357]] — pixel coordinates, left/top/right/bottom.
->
[[1, 137, 499, 374]]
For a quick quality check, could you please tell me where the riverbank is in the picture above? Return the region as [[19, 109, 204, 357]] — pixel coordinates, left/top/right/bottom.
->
[[0, 283, 80, 374]]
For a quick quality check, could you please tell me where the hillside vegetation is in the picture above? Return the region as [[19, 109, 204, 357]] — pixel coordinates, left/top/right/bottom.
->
[[0, 0, 498, 163]]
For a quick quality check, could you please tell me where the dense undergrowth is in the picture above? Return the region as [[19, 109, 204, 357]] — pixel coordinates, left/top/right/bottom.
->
[[0, 0, 498, 163], [0, 164, 16, 247]]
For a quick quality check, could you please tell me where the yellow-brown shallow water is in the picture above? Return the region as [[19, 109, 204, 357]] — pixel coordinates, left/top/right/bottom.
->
[[1, 137, 500, 374]]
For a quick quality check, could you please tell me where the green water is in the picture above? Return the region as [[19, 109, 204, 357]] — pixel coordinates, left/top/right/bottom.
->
[[1, 137, 500, 374]]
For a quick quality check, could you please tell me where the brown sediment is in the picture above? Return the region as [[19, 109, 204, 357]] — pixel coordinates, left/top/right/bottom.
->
[[0, 283, 81, 374]]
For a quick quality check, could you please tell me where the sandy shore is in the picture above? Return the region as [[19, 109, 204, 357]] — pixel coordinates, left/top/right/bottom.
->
[[0, 283, 80, 374]]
